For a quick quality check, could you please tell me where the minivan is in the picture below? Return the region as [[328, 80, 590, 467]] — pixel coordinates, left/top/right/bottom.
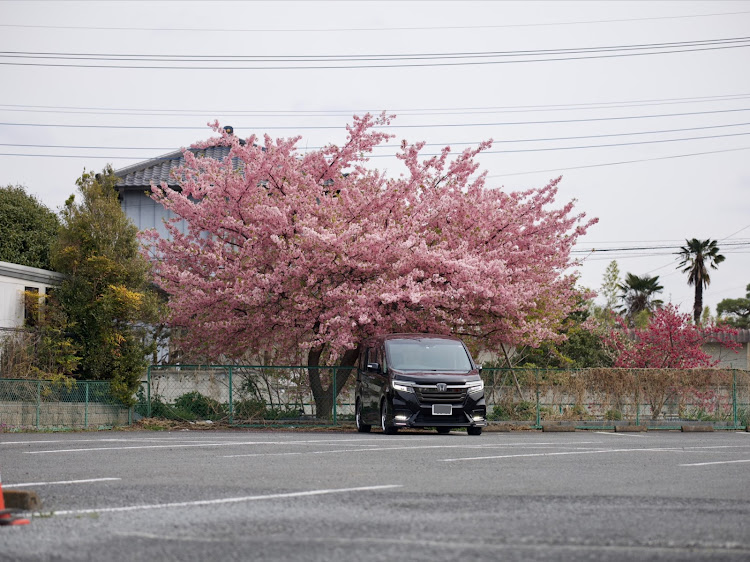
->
[[355, 334, 486, 435]]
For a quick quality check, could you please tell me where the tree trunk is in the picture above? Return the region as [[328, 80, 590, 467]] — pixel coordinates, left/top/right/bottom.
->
[[694, 283, 703, 325], [307, 345, 360, 420]]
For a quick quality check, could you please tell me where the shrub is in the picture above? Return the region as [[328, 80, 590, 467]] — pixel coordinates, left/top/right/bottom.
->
[[605, 409, 623, 421], [136, 393, 197, 420], [173, 391, 226, 420], [488, 401, 536, 421], [233, 398, 267, 420]]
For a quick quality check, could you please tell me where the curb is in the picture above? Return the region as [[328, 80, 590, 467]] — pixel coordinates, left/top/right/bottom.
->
[[541, 424, 576, 432], [3, 490, 41, 511], [615, 425, 648, 432], [681, 424, 715, 432]]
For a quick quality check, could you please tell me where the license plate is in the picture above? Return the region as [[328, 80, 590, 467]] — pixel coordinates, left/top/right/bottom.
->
[[432, 404, 452, 415]]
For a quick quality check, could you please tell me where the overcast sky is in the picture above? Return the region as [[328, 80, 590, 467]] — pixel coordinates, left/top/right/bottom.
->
[[1, 0, 749, 316]]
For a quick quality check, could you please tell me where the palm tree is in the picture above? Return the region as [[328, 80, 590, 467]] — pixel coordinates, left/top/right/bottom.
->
[[678, 238, 725, 324], [617, 273, 664, 326]]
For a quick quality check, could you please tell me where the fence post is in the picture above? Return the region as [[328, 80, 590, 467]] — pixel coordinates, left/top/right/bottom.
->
[[228, 366, 234, 425], [147, 365, 152, 418], [733, 369, 738, 430], [535, 370, 541, 429], [332, 367, 337, 425], [36, 380, 41, 429], [85, 382, 89, 429], [635, 371, 640, 427]]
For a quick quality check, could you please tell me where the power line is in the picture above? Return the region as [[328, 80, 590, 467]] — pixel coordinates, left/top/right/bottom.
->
[[571, 241, 750, 254], [3, 131, 750, 160], [476, 131, 750, 155], [487, 146, 750, 178], [2, 37, 748, 69], [584, 250, 750, 262], [2, 92, 749, 117], [3, 107, 750, 130], [644, 223, 750, 276], [1, 10, 747, 33], [5, 37, 748, 60], [4, 121, 750, 152]]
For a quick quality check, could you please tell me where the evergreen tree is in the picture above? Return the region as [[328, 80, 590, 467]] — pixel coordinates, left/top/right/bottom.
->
[[617, 273, 664, 327], [51, 166, 161, 403], [0, 184, 59, 269], [717, 284, 750, 329], [678, 238, 725, 325]]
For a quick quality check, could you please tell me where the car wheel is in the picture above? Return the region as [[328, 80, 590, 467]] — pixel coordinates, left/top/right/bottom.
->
[[380, 400, 397, 435], [355, 399, 371, 433], [436, 427, 451, 434], [467, 426, 483, 436]]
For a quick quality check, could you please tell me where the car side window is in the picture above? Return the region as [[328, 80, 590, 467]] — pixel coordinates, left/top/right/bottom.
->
[[378, 347, 387, 373], [365, 347, 375, 370]]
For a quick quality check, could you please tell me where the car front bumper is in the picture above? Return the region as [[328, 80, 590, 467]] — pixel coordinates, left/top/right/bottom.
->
[[391, 390, 487, 428]]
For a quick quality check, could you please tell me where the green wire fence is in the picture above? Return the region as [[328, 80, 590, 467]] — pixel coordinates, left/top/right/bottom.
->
[[0, 378, 132, 430], [1, 367, 748, 430]]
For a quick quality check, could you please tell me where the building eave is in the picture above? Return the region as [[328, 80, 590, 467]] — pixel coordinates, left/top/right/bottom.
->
[[0, 260, 66, 285]]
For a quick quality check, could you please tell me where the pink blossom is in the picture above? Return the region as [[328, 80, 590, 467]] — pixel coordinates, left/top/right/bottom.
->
[[143, 114, 596, 363]]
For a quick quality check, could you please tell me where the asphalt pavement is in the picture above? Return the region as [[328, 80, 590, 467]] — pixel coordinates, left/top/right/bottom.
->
[[1, 429, 749, 561]]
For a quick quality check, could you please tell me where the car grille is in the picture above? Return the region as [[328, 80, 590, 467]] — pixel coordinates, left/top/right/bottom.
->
[[415, 386, 467, 404]]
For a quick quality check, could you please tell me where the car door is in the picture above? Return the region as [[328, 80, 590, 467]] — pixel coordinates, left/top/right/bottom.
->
[[372, 345, 389, 409], [360, 346, 376, 421]]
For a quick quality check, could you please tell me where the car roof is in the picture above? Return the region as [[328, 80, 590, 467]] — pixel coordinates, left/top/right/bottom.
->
[[364, 333, 464, 346]]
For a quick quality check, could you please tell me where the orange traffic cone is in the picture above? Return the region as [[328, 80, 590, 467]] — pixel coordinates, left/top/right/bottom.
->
[[0, 470, 30, 526]]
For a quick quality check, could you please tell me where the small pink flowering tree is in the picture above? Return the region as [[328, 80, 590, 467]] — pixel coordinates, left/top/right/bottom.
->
[[605, 304, 739, 419], [605, 304, 738, 369], [143, 114, 596, 417]]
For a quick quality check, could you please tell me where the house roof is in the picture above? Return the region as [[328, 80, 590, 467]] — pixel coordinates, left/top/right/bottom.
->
[[0, 260, 66, 285], [114, 146, 233, 189]]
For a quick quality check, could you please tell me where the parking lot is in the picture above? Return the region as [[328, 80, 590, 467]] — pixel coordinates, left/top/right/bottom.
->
[[2, 429, 750, 561]]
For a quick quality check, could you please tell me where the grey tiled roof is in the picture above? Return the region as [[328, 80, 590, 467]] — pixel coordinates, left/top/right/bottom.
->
[[115, 146, 233, 188]]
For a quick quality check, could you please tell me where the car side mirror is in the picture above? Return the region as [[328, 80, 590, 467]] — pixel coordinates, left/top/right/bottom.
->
[[366, 362, 380, 373]]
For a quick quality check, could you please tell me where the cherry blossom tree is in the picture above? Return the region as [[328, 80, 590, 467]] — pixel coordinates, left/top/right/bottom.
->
[[143, 114, 596, 417]]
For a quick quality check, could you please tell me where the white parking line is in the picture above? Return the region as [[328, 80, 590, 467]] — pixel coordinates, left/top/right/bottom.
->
[[24, 437, 607, 455], [0, 438, 185, 445], [595, 432, 646, 438], [680, 459, 750, 467], [18, 437, 435, 454], [222, 442, 605, 458], [5, 477, 121, 488], [441, 447, 686, 462], [441, 443, 750, 462], [224, 445, 472, 458], [24, 441, 265, 454], [52, 484, 402, 516]]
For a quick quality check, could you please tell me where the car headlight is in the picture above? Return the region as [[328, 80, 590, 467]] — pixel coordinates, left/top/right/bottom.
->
[[467, 380, 484, 395], [392, 381, 414, 393]]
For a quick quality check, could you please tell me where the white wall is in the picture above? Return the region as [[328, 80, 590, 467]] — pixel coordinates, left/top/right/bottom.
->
[[0, 261, 65, 330], [704, 342, 749, 370]]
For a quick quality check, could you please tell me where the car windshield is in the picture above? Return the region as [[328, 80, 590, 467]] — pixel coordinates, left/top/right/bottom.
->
[[386, 339, 473, 372]]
